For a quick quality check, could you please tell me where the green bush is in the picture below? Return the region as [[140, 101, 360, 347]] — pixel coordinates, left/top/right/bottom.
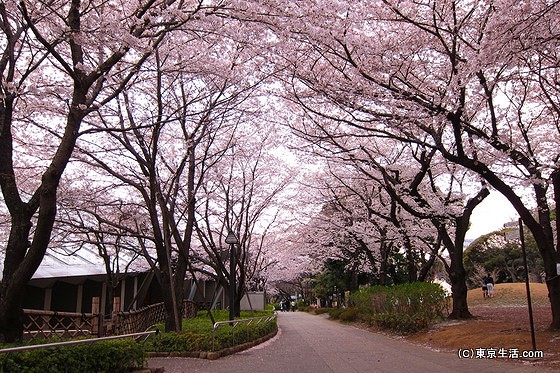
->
[[145, 310, 277, 352], [0, 338, 145, 373], [346, 282, 448, 334], [350, 282, 448, 317], [327, 308, 345, 319], [146, 320, 276, 352], [370, 312, 432, 334], [338, 308, 360, 322]]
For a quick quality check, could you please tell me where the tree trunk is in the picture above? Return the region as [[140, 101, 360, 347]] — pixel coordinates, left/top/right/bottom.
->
[[404, 236, 417, 283], [0, 295, 24, 343], [158, 271, 181, 332], [446, 235, 472, 319], [448, 273, 471, 319], [547, 277, 560, 330], [378, 241, 390, 285], [436, 187, 488, 320], [0, 107, 81, 341], [417, 252, 437, 282], [446, 219, 472, 319], [0, 216, 28, 341]]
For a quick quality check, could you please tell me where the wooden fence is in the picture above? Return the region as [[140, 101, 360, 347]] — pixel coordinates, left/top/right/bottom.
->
[[109, 302, 166, 336], [23, 309, 97, 340], [23, 298, 198, 340]]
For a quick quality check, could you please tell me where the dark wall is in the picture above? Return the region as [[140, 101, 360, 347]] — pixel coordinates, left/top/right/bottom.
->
[[51, 282, 77, 312], [81, 279, 103, 313], [23, 286, 44, 310]]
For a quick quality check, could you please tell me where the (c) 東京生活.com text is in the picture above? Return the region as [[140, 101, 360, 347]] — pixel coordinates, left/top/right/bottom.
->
[[458, 347, 544, 360]]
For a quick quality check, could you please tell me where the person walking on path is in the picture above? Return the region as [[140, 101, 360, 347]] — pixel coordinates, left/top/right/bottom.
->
[[485, 274, 495, 298]]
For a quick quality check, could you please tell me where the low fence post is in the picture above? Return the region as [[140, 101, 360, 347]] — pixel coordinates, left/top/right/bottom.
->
[[92, 297, 100, 337], [110, 297, 120, 335]]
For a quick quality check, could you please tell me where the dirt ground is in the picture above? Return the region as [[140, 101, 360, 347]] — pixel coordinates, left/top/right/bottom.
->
[[406, 283, 560, 370]]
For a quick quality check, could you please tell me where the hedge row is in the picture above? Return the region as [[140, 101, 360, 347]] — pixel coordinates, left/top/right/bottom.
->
[[144, 317, 277, 352], [0, 312, 277, 371], [326, 282, 449, 334], [0, 338, 145, 373]]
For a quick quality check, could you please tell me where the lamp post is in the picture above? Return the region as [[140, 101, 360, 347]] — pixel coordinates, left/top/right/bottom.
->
[[226, 230, 239, 321], [519, 218, 537, 350]]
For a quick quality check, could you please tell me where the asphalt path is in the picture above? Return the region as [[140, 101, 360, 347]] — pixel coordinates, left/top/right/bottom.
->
[[148, 311, 547, 373]]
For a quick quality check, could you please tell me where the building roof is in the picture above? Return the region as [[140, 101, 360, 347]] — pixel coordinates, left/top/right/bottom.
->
[[1, 245, 151, 282]]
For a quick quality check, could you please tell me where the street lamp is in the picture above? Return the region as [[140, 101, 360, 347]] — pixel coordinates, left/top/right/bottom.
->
[[519, 219, 537, 350], [226, 230, 239, 321]]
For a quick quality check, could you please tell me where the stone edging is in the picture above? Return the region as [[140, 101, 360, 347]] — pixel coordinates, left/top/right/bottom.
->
[[146, 327, 278, 361]]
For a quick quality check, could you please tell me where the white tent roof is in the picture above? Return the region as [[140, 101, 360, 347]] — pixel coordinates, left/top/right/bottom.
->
[[1, 246, 151, 281]]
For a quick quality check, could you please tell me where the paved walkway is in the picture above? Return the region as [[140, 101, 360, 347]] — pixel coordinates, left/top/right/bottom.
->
[[148, 312, 546, 372]]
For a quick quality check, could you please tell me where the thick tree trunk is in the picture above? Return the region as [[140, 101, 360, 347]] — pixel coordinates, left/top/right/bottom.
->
[[444, 224, 473, 319], [404, 237, 417, 283], [0, 216, 28, 341], [0, 106, 81, 342], [439, 189, 487, 320], [0, 296, 24, 343], [156, 270, 181, 332], [547, 278, 560, 330], [378, 241, 390, 285], [418, 252, 437, 282], [448, 264, 472, 319], [0, 183, 61, 341]]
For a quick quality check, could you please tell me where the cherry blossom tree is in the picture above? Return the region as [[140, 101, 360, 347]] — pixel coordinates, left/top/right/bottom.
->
[[0, 0, 207, 342], [74, 56, 259, 330], [280, 84, 481, 315], [355, 145, 489, 318], [193, 127, 295, 316], [1, 0, 284, 339], [259, 0, 560, 327], [55, 181, 150, 316]]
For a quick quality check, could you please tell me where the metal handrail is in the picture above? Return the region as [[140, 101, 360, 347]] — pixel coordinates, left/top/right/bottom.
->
[[212, 315, 276, 332], [212, 314, 277, 350], [0, 330, 158, 354]]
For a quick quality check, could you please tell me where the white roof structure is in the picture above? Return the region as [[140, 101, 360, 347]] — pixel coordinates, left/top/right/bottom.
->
[[1, 246, 151, 283], [32, 247, 108, 279]]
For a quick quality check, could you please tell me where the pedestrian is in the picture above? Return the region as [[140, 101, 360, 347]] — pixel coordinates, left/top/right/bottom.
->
[[486, 274, 495, 298], [482, 276, 488, 298]]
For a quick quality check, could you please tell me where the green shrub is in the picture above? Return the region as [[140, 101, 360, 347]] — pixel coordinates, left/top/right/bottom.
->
[[346, 282, 448, 334], [327, 308, 345, 319], [0, 338, 145, 373], [350, 282, 448, 317], [145, 311, 277, 352], [338, 308, 360, 322], [371, 312, 432, 334], [145, 331, 208, 352]]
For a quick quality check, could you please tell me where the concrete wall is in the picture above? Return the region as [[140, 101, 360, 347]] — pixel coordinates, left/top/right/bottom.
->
[[240, 292, 266, 311]]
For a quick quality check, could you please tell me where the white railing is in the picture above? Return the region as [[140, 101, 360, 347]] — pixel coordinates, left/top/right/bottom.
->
[[0, 330, 157, 354], [212, 315, 277, 350]]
